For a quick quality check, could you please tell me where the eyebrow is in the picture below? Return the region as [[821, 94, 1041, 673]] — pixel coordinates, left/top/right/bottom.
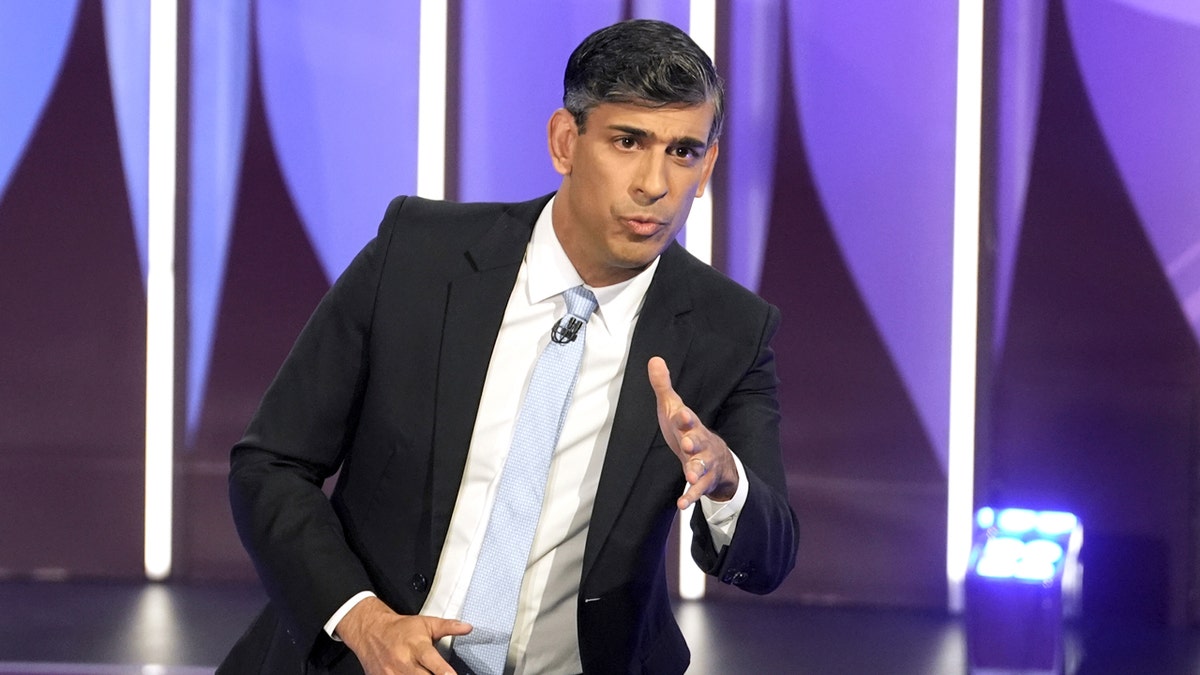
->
[[608, 124, 709, 151]]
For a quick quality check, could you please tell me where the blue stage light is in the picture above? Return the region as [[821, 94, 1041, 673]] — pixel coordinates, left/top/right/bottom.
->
[[996, 507, 1037, 534], [975, 506, 995, 530], [975, 536, 1066, 582], [971, 509, 1077, 582], [966, 507, 1083, 674], [975, 537, 1024, 578], [1014, 557, 1057, 582], [1025, 538, 1065, 565], [1035, 511, 1078, 537]]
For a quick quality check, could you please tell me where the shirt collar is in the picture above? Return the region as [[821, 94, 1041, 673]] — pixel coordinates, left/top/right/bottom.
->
[[526, 196, 660, 334]]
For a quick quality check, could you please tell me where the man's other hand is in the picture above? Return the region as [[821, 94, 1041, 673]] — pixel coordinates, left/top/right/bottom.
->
[[336, 596, 471, 675]]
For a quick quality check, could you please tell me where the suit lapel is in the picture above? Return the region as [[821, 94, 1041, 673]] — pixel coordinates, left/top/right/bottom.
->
[[428, 196, 550, 557], [582, 243, 694, 581]]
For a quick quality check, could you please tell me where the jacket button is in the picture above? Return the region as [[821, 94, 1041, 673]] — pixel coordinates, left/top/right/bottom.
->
[[410, 573, 428, 593], [723, 570, 748, 586]]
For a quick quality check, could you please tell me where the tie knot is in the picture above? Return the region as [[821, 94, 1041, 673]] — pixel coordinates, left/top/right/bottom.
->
[[563, 285, 598, 321]]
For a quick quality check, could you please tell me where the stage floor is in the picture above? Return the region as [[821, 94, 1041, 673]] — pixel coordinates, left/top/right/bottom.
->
[[0, 580, 1196, 674]]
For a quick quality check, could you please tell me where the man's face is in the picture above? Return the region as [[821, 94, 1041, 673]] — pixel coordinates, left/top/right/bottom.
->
[[548, 101, 719, 287]]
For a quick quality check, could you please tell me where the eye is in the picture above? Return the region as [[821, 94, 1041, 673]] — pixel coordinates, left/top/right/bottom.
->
[[615, 136, 639, 150], [670, 146, 701, 161]]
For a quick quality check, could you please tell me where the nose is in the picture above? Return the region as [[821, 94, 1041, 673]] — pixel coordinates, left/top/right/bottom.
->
[[631, 151, 668, 204]]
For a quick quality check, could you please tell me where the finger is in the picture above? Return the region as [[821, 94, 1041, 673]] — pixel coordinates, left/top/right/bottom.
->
[[647, 357, 681, 409], [684, 451, 717, 487], [428, 618, 473, 640], [677, 476, 711, 510], [672, 408, 698, 435], [416, 645, 459, 675]]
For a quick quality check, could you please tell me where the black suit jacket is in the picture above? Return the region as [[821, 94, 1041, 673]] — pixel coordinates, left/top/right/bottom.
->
[[221, 194, 798, 674]]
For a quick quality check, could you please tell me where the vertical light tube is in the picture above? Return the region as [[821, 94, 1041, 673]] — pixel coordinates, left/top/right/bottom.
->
[[145, 0, 178, 581], [417, 0, 447, 199], [684, 0, 717, 267], [678, 0, 717, 602], [947, 0, 984, 613], [687, 194, 713, 267]]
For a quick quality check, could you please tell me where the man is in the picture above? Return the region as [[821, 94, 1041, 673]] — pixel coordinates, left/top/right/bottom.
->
[[222, 19, 798, 675]]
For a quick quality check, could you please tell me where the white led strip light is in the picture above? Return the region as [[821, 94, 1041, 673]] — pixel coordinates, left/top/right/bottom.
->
[[678, 0, 717, 602], [418, 0, 447, 199], [144, 0, 178, 581], [947, 0, 984, 613]]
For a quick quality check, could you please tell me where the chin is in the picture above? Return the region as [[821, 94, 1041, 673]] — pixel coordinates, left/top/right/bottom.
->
[[612, 252, 661, 273]]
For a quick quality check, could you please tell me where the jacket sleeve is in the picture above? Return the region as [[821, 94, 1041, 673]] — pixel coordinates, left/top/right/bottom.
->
[[688, 303, 799, 594], [227, 197, 404, 659]]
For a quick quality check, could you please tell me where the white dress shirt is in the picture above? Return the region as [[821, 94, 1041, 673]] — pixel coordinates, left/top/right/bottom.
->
[[327, 198, 748, 673]]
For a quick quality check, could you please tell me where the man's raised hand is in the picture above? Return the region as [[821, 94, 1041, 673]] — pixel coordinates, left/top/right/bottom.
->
[[647, 356, 739, 508]]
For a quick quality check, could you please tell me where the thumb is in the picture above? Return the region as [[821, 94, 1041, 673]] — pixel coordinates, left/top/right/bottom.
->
[[648, 357, 689, 432], [429, 618, 473, 640], [647, 356, 675, 399]]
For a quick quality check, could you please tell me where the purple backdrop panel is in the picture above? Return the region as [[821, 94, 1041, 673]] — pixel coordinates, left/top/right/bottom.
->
[[1066, 0, 1200, 342], [187, 0, 251, 440], [1108, 0, 1200, 24], [103, 0, 149, 284], [256, 0, 420, 281], [0, 1, 79, 202], [631, 0, 690, 33], [988, 0, 1200, 624], [994, 1, 1048, 354], [457, 1, 622, 202], [724, 0, 784, 292], [787, 1, 958, 470], [0, 0, 145, 577]]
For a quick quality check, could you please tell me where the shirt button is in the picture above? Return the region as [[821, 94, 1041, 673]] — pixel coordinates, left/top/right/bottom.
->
[[730, 571, 748, 586], [410, 573, 428, 593]]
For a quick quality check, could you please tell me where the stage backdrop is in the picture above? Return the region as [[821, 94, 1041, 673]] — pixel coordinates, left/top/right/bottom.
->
[[0, 0, 147, 579], [985, 0, 1200, 627], [2, 0, 1197, 626]]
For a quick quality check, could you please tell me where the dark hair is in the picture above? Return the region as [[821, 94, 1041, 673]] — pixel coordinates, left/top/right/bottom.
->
[[563, 19, 725, 143]]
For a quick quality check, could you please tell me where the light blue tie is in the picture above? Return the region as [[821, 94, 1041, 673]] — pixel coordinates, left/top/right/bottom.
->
[[454, 285, 598, 675]]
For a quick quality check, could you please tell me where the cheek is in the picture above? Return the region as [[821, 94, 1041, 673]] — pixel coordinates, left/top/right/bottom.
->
[[672, 170, 705, 196]]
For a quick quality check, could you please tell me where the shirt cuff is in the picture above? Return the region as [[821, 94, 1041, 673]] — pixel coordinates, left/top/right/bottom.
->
[[325, 590, 377, 641], [699, 450, 749, 549]]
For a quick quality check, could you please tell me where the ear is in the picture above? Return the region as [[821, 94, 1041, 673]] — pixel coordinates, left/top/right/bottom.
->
[[548, 108, 578, 176], [694, 140, 720, 198]]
